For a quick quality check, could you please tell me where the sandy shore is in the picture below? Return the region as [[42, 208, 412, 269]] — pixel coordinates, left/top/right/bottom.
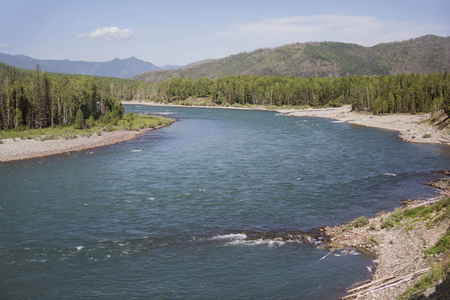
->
[[276, 105, 450, 145], [0, 126, 166, 163], [124, 101, 450, 145]]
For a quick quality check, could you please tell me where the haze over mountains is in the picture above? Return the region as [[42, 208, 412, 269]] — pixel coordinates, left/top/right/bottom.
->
[[134, 35, 450, 83], [0, 53, 182, 78]]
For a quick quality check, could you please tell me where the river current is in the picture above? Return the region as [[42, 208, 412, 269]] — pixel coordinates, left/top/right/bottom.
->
[[1, 105, 449, 299]]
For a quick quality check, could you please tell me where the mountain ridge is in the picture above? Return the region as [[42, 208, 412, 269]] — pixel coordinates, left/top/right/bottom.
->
[[0, 53, 182, 78], [133, 35, 450, 83]]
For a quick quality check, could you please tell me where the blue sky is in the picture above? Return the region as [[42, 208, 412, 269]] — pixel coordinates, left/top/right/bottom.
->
[[1, 0, 449, 66]]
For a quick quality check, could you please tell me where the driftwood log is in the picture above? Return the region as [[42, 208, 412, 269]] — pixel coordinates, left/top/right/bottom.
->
[[342, 267, 430, 299]]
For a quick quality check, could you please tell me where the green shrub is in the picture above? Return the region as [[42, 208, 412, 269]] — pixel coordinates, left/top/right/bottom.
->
[[353, 216, 369, 227], [380, 208, 404, 230], [380, 218, 394, 230], [391, 208, 404, 222], [422, 133, 431, 138], [327, 100, 342, 107], [125, 112, 135, 122]]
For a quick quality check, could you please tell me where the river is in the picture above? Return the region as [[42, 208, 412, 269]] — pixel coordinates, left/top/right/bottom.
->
[[1, 105, 449, 299]]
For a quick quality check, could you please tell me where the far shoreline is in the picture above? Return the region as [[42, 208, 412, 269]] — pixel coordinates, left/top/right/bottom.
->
[[123, 100, 450, 146], [2, 101, 447, 163]]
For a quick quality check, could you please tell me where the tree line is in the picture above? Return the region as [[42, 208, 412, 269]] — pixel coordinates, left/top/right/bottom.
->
[[149, 73, 450, 115], [0, 63, 144, 130], [1, 61, 449, 132]]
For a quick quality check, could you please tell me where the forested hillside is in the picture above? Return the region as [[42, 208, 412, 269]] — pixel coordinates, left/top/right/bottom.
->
[[0, 62, 154, 130], [134, 35, 450, 83]]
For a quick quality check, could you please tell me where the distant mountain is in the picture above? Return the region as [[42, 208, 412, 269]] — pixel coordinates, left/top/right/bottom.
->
[[0, 53, 182, 78], [133, 35, 450, 83]]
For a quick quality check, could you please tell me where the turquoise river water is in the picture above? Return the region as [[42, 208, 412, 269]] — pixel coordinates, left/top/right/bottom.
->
[[1, 105, 450, 299]]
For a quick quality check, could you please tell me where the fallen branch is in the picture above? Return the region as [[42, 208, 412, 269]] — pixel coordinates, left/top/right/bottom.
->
[[346, 275, 395, 294], [359, 268, 429, 296], [342, 268, 430, 299], [392, 253, 422, 276], [316, 249, 335, 264]]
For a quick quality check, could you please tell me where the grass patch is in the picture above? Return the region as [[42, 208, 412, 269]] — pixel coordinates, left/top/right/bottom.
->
[[0, 113, 174, 141], [342, 216, 369, 231], [422, 133, 431, 138], [403, 198, 450, 228]]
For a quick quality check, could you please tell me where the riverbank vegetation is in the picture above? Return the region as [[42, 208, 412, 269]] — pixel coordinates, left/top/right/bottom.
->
[[131, 72, 450, 116]]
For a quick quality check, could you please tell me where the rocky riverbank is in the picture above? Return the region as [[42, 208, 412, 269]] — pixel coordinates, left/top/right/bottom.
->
[[323, 174, 450, 299]]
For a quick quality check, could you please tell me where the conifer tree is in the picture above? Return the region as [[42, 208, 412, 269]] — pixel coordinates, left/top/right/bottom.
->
[[34, 65, 48, 128], [74, 108, 84, 129]]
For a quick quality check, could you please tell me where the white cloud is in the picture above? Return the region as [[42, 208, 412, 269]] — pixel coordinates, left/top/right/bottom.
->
[[0, 43, 8, 48], [78, 27, 134, 41], [218, 15, 450, 47]]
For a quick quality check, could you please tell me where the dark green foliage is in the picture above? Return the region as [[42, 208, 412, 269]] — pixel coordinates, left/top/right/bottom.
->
[[0, 62, 132, 131], [390, 208, 404, 222], [74, 108, 84, 129], [380, 218, 395, 230], [151, 72, 450, 114], [341, 215, 369, 231], [85, 115, 95, 129]]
